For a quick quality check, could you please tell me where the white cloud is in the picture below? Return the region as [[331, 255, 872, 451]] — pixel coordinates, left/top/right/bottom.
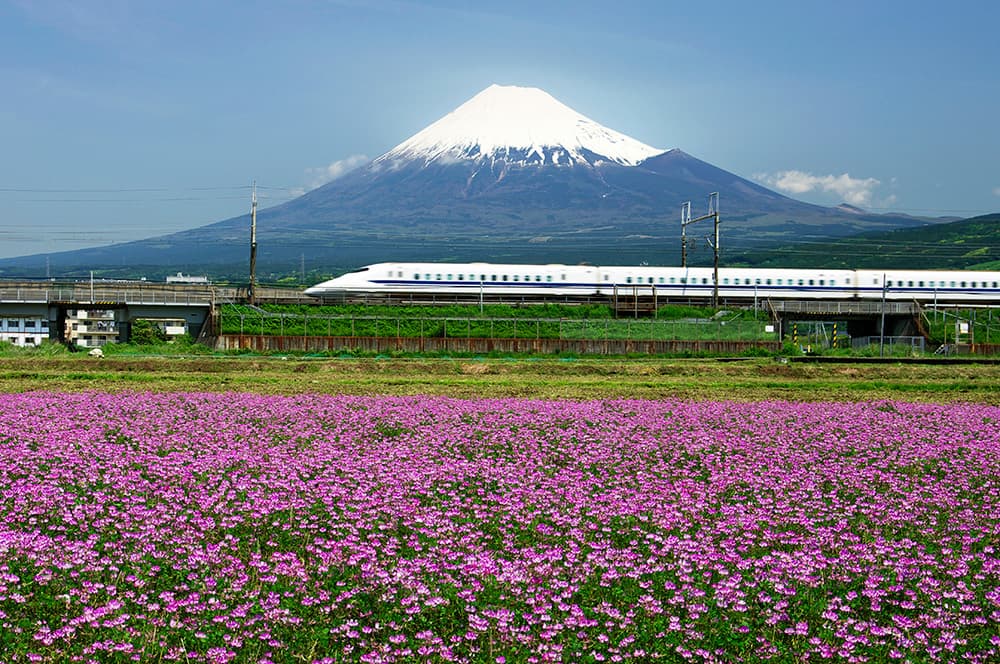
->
[[306, 154, 369, 189], [755, 170, 881, 207]]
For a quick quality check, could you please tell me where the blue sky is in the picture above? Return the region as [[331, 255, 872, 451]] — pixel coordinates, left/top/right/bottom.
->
[[2, 0, 998, 259]]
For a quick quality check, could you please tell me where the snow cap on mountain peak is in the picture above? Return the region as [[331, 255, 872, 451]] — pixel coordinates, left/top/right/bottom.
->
[[380, 84, 666, 167]]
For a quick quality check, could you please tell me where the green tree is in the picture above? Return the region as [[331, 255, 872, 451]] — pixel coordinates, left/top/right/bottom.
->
[[130, 319, 167, 345]]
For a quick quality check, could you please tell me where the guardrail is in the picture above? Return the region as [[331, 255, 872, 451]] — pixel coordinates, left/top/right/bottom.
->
[[0, 284, 215, 306], [768, 300, 921, 315]]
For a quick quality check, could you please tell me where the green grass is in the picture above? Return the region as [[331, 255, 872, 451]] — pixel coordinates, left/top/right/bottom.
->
[[220, 304, 777, 342], [0, 356, 997, 404]]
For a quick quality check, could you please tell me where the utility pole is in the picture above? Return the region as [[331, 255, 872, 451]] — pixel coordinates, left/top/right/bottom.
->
[[680, 192, 720, 307], [680, 201, 691, 268], [248, 181, 258, 306]]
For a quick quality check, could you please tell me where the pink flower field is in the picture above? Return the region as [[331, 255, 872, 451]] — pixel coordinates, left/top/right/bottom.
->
[[0, 393, 998, 663]]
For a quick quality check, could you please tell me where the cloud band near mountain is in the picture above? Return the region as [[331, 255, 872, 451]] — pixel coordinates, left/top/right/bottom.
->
[[755, 170, 880, 207]]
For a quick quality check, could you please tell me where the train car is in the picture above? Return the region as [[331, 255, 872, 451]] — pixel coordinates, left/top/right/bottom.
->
[[595, 266, 857, 300], [304, 262, 602, 298], [857, 269, 1000, 302], [305, 262, 1000, 305]]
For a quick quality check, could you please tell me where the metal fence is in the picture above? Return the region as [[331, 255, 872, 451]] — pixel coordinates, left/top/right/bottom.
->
[[852, 335, 926, 354]]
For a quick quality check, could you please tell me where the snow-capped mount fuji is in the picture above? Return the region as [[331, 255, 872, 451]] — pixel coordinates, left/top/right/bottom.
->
[[0, 84, 943, 276], [379, 84, 665, 168]]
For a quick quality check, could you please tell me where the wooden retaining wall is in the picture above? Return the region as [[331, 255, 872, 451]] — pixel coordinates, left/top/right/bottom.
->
[[215, 335, 782, 356]]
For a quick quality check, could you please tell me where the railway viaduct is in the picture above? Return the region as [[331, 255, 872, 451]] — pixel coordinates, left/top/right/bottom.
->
[[0, 280, 967, 349]]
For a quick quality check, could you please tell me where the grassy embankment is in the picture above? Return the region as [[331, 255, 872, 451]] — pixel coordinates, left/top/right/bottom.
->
[[221, 302, 1000, 347]]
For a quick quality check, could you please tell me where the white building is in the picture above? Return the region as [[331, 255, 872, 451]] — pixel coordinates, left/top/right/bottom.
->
[[165, 272, 211, 284], [1, 316, 49, 346], [65, 309, 119, 348]]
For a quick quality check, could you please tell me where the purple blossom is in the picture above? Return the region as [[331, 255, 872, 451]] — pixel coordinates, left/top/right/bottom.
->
[[0, 393, 997, 662]]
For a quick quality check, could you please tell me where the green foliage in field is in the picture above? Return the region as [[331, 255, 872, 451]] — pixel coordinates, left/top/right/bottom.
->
[[0, 340, 72, 357], [129, 319, 167, 345], [924, 309, 1000, 345], [219, 304, 777, 343]]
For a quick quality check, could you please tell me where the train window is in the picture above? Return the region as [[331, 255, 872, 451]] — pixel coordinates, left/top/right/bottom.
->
[[447, 274, 453, 280], [950, 281, 956, 287], [626, 277, 633, 284], [723, 278, 730, 285], [888, 281, 893, 287], [777, 279, 783, 285], [435, 274, 442, 280], [809, 279, 815, 286], [658, 277, 665, 284], [491, 275, 496, 281], [766, 279, 773, 285], [680, 278, 687, 284], [994, 282, 998, 288], [603, 275, 610, 281], [798, 279, 804, 286], [413, 274, 420, 280], [647, 277, 653, 284], [535, 275, 542, 282], [703, 278, 709, 285], [457, 274, 464, 281], [907, 280, 913, 287], [561, 274, 567, 281], [525, 275, 531, 282], [819, 279, 825, 286], [513, 275, 519, 282], [503, 275, 508, 281], [961, 281, 967, 287], [546, 275, 552, 282], [670, 277, 676, 284], [755, 278, 761, 285]]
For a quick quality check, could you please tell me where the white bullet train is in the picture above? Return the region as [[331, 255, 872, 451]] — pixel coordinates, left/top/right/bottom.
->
[[304, 262, 1000, 303]]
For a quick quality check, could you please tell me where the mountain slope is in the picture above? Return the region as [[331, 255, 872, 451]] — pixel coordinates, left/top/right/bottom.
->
[[0, 84, 947, 278]]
